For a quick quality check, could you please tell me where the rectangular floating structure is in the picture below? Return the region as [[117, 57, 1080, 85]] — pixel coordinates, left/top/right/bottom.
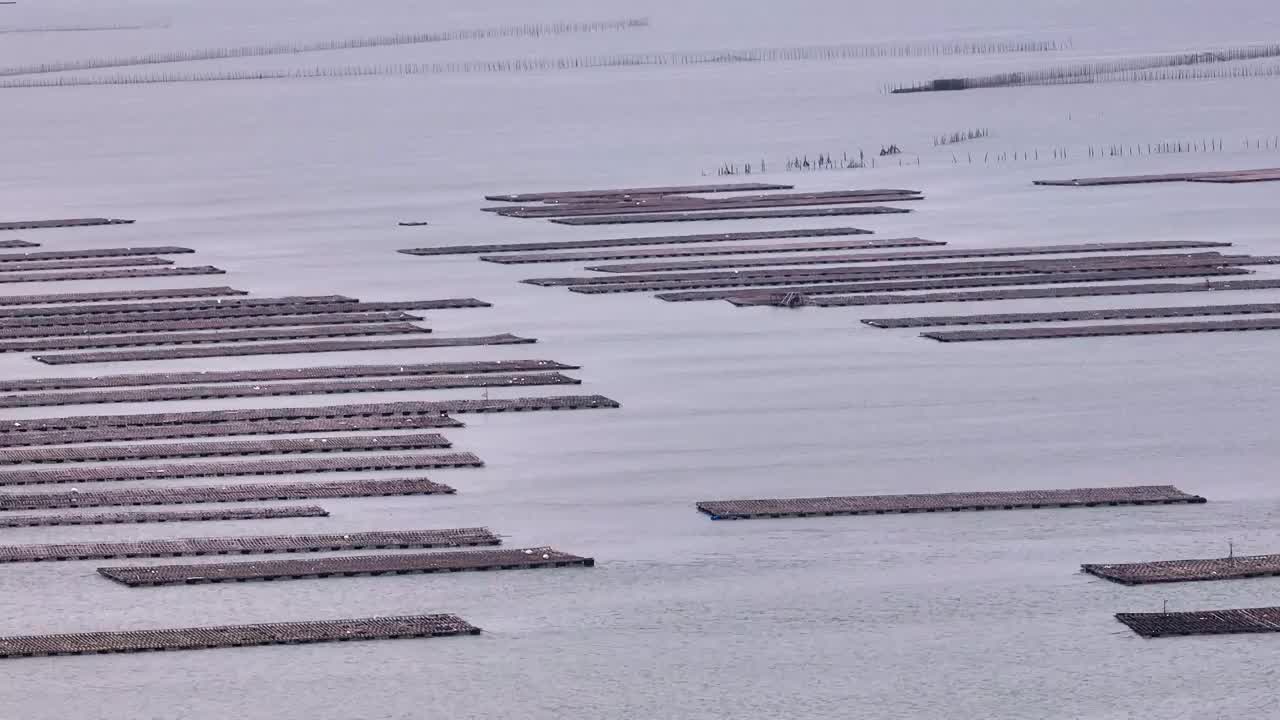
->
[[923, 318, 1280, 342], [484, 182, 794, 202], [0, 311, 422, 339], [789, 278, 1280, 307], [0, 286, 247, 307], [0, 257, 175, 273], [1035, 168, 1280, 187], [0, 372, 579, 408], [0, 453, 484, 486], [0, 477, 457, 511], [400, 227, 874, 256], [0, 613, 480, 659], [696, 485, 1205, 520], [863, 303, 1280, 328], [663, 267, 1249, 302], [99, 547, 595, 586], [0, 415, 463, 448], [482, 237, 945, 264], [0, 322, 427, 354], [0, 527, 499, 563], [537, 252, 1252, 289], [490, 191, 922, 218], [0, 295, 352, 318], [35, 333, 534, 365], [0, 395, 619, 432], [0, 218, 134, 231], [1190, 170, 1280, 183], [586, 240, 1235, 273], [0, 300, 480, 324], [0, 506, 329, 528], [0, 434, 452, 464], [0, 359, 576, 393], [1083, 553, 1280, 585], [548, 206, 912, 225], [0, 265, 224, 284], [0, 246, 192, 262], [1116, 606, 1280, 638], [0, 240, 39, 248]]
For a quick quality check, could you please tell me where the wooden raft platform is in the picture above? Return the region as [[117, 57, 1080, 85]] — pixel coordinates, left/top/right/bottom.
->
[[780, 278, 1280, 307], [923, 318, 1280, 342], [0, 287, 246, 306], [0, 257, 177, 273], [2, 302, 467, 327], [864, 303, 1280, 328], [0, 372, 579, 408], [0, 297, 486, 321], [0, 218, 134, 231], [0, 395, 618, 432], [0, 478, 457, 511], [0, 311, 422, 339], [0, 613, 480, 659], [0, 246, 192, 262], [0, 322, 428, 354], [1083, 553, 1280, 585], [0, 506, 329, 528], [99, 547, 596, 586], [0, 527, 499, 562], [0, 453, 484, 486], [35, 333, 534, 364], [0, 240, 39, 249], [662, 267, 1250, 302], [484, 182, 793, 202], [0, 359, 575, 393], [586, 240, 1235, 273], [490, 191, 923, 219], [0, 266, 223, 285], [0, 433, 452, 464], [33, 334, 528, 365], [0, 295, 354, 319], [0, 415, 463, 449], [399, 228, 873, 256], [1035, 168, 1280, 187], [482, 238, 944, 265], [1116, 606, 1280, 638], [696, 485, 1205, 520], [549, 206, 912, 225]]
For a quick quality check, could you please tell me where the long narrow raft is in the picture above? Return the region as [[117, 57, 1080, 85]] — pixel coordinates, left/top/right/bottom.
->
[[0, 246, 192, 262], [0, 322, 427, 353], [0, 415, 463, 448], [0, 506, 330, 528], [0, 311, 422, 338], [864, 303, 1280, 328], [0, 240, 39, 248], [922, 318, 1280, 342], [35, 333, 534, 364], [0, 295, 355, 318], [484, 182, 793, 202], [0, 433, 453, 464], [773, 278, 1280, 307], [696, 485, 1205, 520], [585, 240, 1235, 273], [482, 237, 944, 264], [0, 453, 484, 486], [1116, 607, 1280, 638], [1035, 168, 1280, 187], [1082, 553, 1280, 585], [2, 303, 472, 327], [99, 547, 596, 586], [399, 227, 873, 256], [0, 395, 618, 432], [0, 218, 134, 231], [491, 191, 922, 218], [0, 297, 486, 321], [0, 266, 224, 284], [0, 371, 580, 408], [0, 613, 480, 658], [0, 257, 177, 273], [0, 287, 247, 306], [549, 206, 912, 225], [0, 527, 499, 562], [0, 478, 457, 511], [0, 359, 576, 393], [663, 267, 1250, 302]]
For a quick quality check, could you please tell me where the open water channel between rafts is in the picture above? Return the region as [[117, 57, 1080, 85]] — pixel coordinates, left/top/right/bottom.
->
[[2, 1, 1280, 718]]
